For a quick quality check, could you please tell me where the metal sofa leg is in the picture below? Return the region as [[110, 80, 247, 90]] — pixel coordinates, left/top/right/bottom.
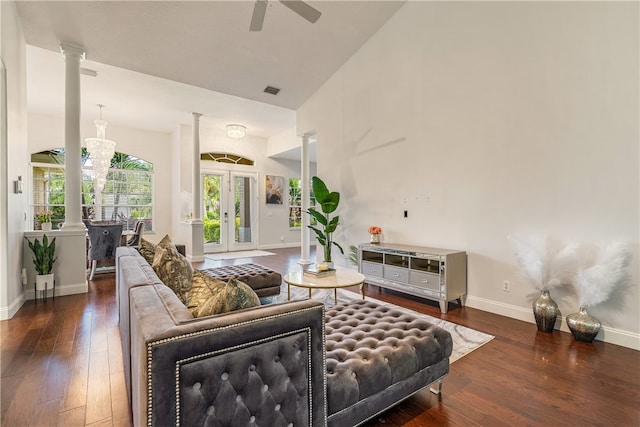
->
[[430, 379, 443, 395], [89, 260, 97, 280]]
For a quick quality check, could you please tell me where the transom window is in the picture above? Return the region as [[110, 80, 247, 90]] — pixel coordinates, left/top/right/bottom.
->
[[31, 149, 154, 231]]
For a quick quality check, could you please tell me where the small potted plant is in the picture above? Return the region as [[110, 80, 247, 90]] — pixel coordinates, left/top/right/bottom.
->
[[24, 234, 57, 295], [306, 176, 343, 266], [37, 210, 53, 231]]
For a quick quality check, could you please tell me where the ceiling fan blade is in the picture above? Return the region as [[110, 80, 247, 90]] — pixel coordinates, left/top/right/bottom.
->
[[280, 1, 321, 24], [250, 0, 267, 31]]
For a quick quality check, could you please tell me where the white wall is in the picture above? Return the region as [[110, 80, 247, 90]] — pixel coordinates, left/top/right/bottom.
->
[[298, 2, 639, 348], [176, 124, 315, 249], [0, 0, 28, 319], [27, 113, 174, 243]]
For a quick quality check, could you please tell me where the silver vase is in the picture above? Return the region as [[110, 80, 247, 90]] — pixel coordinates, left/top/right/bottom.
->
[[566, 307, 601, 342], [532, 290, 559, 333]]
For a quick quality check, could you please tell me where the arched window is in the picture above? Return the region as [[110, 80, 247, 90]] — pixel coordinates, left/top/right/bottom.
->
[[200, 152, 254, 165], [31, 149, 154, 231]]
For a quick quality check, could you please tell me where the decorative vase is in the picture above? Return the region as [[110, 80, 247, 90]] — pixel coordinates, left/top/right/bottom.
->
[[36, 273, 54, 291], [370, 233, 381, 244], [41, 222, 52, 231], [566, 307, 601, 342], [532, 290, 559, 333]]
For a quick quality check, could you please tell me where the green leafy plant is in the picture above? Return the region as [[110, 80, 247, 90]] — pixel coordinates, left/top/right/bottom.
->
[[37, 210, 52, 223], [306, 176, 343, 263], [25, 234, 57, 275]]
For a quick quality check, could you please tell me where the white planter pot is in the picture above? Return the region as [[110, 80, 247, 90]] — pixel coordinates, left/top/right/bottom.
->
[[41, 222, 52, 231], [36, 273, 54, 291]]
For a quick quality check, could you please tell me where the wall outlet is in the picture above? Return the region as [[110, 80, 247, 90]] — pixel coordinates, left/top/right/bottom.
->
[[503, 280, 510, 292]]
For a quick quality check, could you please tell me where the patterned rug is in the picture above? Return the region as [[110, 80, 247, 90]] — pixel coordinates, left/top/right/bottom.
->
[[262, 282, 494, 363]]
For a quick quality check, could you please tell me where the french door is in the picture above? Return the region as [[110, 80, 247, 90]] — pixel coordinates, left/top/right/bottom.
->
[[202, 171, 257, 253]]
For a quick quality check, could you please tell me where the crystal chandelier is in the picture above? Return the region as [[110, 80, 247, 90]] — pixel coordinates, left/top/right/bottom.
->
[[226, 124, 246, 139], [85, 104, 116, 192]]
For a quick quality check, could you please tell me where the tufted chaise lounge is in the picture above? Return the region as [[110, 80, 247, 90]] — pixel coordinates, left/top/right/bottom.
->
[[325, 301, 452, 426], [116, 247, 452, 426]]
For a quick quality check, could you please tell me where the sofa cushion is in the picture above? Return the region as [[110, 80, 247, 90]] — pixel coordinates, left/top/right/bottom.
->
[[152, 235, 193, 304], [188, 270, 260, 318], [138, 238, 157, 264]]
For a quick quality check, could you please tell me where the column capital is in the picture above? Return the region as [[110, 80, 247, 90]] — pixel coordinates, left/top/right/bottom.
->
[[192, 112, 203, 119], [59, 42, 86, 60]]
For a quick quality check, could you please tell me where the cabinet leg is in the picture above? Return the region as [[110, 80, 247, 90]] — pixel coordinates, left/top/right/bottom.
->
[[439, 300, 448, 314], [457, 294, 466, 307]]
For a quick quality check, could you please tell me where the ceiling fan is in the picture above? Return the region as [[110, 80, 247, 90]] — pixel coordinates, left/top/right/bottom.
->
[[250, 0, 321, 31]]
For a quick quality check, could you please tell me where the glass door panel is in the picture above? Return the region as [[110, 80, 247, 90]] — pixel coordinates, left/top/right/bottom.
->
[[203, 171, 256, 253]]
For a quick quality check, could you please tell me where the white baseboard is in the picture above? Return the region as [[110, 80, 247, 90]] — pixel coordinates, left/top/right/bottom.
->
[[0, 293, 27, 320], [466, 295, 640, 351], [24, 281, 88, 301]]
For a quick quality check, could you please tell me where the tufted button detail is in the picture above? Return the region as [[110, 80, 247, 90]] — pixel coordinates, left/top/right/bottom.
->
[[193, 382, 201, 390], [236, 395, 242, 403], [274, 355, 281, 362], [206, 406, 214, 415], [262, 384, 268, 392], [275, 404, 281, 411], [249, 364, 256, 372], [221, 372, 229, 381], [249, 415, 255, 423]]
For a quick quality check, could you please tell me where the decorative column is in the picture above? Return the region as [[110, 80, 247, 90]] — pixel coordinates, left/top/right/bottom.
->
[[59, 42, 85, 231], [190, 113, 204, 261], [299, 133, 312, 265]]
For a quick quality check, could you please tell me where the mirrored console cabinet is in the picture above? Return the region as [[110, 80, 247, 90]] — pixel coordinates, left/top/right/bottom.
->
[[358, 243, 467, 313]]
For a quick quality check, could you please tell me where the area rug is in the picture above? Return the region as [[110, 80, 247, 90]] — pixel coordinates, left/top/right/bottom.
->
[[204, 250, 275, 261], [262, 283, 494, 364]]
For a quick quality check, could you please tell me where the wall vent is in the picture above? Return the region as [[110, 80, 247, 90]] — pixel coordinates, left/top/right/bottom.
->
[[264, 86, 280, 95]]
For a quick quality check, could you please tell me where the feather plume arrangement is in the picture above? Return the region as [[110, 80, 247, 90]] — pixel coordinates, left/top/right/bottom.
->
[[508, 234, 578, 291], [573, 241, 632, 308]]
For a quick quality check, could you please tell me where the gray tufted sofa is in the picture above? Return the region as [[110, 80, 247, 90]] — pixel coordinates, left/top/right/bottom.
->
[[116, 247, 452, 426], [116, 247, 326, 426]]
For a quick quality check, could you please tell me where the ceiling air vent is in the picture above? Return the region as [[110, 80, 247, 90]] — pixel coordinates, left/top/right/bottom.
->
[[264, 86, 280, 95]]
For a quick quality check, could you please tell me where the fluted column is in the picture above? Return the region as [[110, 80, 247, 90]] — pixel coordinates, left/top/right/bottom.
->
[[60, 42, 85, 230], [190, 113, 204, 262], [299, 133, 311, 265]]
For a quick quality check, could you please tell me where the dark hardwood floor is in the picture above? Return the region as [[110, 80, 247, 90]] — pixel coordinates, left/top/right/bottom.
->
[[2, 247, 639, 426]]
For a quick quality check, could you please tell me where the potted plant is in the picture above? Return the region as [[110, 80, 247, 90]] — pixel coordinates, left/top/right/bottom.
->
[[37, 210, 53, 231], [25, 234, 57, 294], [306, 176, 343, 266]]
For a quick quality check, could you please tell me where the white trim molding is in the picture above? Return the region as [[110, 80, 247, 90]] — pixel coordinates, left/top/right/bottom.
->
[[466, 295, 640, 351]]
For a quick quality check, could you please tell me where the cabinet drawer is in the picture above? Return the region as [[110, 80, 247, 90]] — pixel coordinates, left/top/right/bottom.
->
[[384, 265, 409, 282], [409, 271, 441, 292], [361, 261, 383, 278]]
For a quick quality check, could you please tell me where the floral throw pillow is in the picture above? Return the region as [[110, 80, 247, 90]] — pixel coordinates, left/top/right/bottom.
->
[[151, 235, 193, 304], [188, 271, 260, 318]]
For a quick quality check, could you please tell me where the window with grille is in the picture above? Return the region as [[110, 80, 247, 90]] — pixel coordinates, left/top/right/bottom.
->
[[31, 149, 154, 231], [288, 178, 316, 229]]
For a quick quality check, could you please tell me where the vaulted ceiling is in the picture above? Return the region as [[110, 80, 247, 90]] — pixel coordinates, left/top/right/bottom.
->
[[16, 1, 405, 138]]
